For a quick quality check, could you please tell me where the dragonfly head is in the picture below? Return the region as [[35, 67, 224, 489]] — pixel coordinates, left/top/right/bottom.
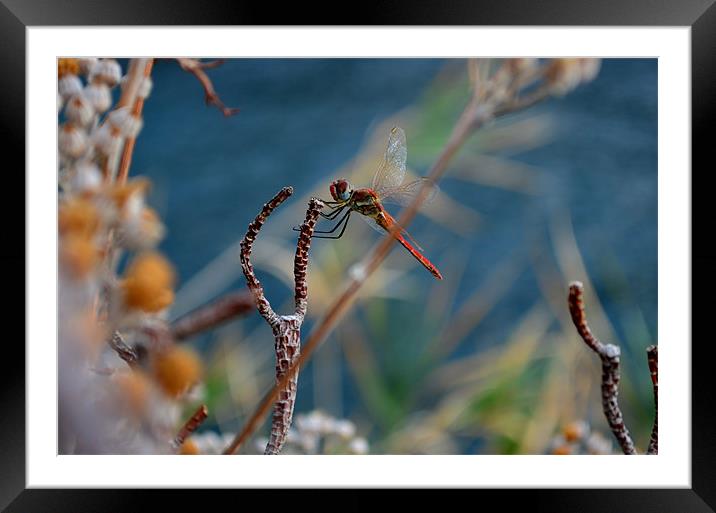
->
[[329, 179, 353, 202]]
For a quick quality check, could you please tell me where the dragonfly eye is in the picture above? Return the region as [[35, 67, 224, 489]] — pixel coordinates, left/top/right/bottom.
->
[[330, 179, 353, 202]]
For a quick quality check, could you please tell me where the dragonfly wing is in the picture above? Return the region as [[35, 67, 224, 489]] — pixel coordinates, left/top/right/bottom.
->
[[372, 126, 407, 194], [360, 212, 391, 236], [379, 178, 439, 207], [360, 212, 425, 253]]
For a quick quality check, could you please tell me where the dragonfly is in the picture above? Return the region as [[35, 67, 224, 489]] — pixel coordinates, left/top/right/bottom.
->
[[307, 126, 443, 280]]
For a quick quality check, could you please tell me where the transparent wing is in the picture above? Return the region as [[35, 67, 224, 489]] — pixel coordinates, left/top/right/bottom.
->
[[378, 178, 439, 208], [372, 126, 407, 194], [359, 212, 425, 253]]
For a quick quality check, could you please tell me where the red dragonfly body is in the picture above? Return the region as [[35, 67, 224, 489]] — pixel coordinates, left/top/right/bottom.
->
[[316, 127, 443, 280]]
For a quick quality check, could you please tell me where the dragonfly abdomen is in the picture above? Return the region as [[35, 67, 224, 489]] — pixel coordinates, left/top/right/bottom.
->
[[375, 211, 443, 280]]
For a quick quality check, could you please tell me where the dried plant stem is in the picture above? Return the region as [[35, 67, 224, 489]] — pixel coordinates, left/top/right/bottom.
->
[[117, 58, 155, 185], [108, 331, 139, 369], [170, 290, 254, 341], [223, 69, 554, 455], [568, 281, 637, 455], [223, 187, 323, 455], [176, 58, 240, 117], [171, 404, 208, 451], [102, 58, 150, 182], [646, 345, 658, 455]]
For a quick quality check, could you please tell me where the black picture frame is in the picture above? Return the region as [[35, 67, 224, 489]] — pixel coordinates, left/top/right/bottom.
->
[[6, 1, 712, 510]]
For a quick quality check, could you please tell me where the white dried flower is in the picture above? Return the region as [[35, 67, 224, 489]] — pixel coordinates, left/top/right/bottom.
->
[[108, 107, 143, 138], [585, 432, 612, 455], [58, 74, 83, 100], [57, 93, 63, 114], [84, 82, 113, 113], [506, 58, 538, 76], [348, 437, 369, 455], [69, 160, 102, 193], [299, 432, 319, 454], [580, 59, 601, 83], [92, 123, 122, 156], [333, 419, 356, 439], [58, 123, 88, 159], [296, 410, 331, 434], [119, 207, 165, 250], [64, 93, 95, 127], [90, 59, 122, 87], [138, 76, 153, 99], [545, 58, 601, 96], [193, 432, 224, 455], [78, 58, 98, 76]]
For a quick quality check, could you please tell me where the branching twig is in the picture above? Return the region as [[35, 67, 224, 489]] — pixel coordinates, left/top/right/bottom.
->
[[170, 290, 254, 341], [223, 187, 323, 455], [108, 331, 139, 369], [646, 345, 658, 455], [171, 404, 208, 451], [225, 59, 594, 454], [568, 281, 637, 455], [177, 58, 240, 117]]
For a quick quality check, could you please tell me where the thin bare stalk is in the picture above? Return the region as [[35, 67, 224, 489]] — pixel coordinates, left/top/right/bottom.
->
[[646, 345, 658, 455], [223, 187, 323, 455], [171, 404, 209, 451], [176, 58, 240, 117], [568, 281, 637, 455], [102, 58, 150, 182], [171, 290, 254, 340], [222, 62, 563, 455], [117, 58, 155, 185]]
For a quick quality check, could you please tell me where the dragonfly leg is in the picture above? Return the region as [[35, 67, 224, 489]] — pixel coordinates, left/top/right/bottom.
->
[[310, 211, 351, 239], [292, 206, 346, 232], [319, 205, 346, 220]]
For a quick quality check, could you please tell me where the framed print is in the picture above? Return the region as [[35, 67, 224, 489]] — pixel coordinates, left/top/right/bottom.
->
[[6, 0, 713, 510]]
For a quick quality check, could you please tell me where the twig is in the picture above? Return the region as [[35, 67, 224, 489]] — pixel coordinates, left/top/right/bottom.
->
[[176, 58, 240, 117], [170, 290, 254, 340], [108, 331, 139, 369], [568, 281, 637, 455], [646, 345, 658, 455], [223, 187, 323, 455], [171, 404, 208, 451], [117, 58, 155, 185], [225, 60, 584, 454], [102, 58, 150, 182]]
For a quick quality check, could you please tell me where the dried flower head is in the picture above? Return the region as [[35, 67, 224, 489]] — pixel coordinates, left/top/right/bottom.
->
[[58, 74, 83, 100], [551, 443, 574, 455], [64, 93, 96, 127], [92, 123, 122, 156], [84, 82, 113, 113], [89, 59, 122, 87], [58, 123, 89, 159], [119, 205, 166, 250], [113, 371, 151, 418], [179, 438, 200, 455], [121, 251, 175, 312], [78, 58, 98, 77], [108, 107, 143, 138], [562, 420, 590, 443], [59, 233, 99, 278], [58, 197, 100, 237], [151, 346, 203, 398], [110, 177, 151, 210], [68, 160, 103, 194], [545, 58, 601, 96], [58, 58, 80, 79]]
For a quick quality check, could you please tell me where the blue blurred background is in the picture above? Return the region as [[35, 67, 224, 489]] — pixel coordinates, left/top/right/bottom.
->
[[129, 58, 657, 454]]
